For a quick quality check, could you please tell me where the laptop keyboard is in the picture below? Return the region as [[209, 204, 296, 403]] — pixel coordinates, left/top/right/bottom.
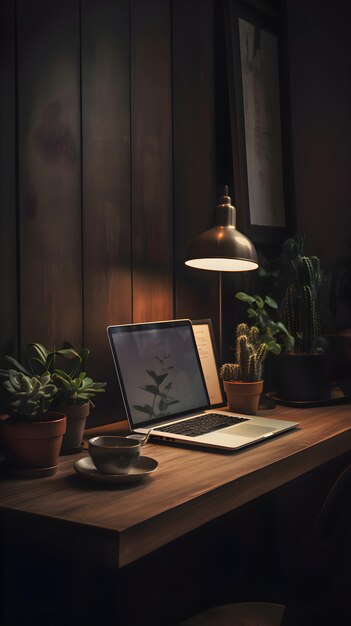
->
[[157, 413, 249, 438]]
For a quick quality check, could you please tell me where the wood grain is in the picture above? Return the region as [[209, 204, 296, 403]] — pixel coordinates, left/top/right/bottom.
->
[[17, 0, 82, 348], [130, 0, 173, 323], [1, 405, 351, 567], [172, 0, 219, 338], [81, 0, 131, 425], [0, 0, 18, 356]]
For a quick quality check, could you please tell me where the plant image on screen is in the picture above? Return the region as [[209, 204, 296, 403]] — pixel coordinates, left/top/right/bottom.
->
[[133, 354, 179, 420]]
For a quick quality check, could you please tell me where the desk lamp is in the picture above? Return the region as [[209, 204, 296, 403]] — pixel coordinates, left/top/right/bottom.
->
[[185, 186, 258, 362]]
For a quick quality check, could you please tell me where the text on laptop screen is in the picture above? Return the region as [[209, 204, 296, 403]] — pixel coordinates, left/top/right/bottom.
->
[[111, 324, 210, 427]]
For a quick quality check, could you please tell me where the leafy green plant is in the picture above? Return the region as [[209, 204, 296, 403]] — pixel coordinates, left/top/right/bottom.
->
[[0, 343, 84, 379], [235, 292, 294, 354], [1, 370, 57, 421], [279, 234, 324, 353], [220, 323, 268, 382], [53, 370, 105, 407], [0, 342, 106, 409], [133, 354, 179, 420]]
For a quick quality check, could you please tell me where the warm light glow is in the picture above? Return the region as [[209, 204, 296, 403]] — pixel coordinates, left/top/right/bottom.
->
[[185, 258, 258, 272]]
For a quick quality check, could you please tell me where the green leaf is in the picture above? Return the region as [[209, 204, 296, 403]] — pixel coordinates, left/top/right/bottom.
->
[[76, 392, 90, 401], [235, 292, 255, 304], [53, 369, 72, 382], [26, 343, 49, 363], [29, 356, 48, 368], [265, 340, 281, 355], [3, 356, 30, 376], [80, 376, 93, 388], [255, 296, 264, 309], [45, 353, 56, 372], [276, 322, 290, 335], [40, 371, 51, 386], [3, 380, 15, 393], [264, 296, 278, 309], [62, 341, 74, 349], [284, 335, 295, 351], [266, 319, 279, 331], [8, 370, 21, 390], [78, 349, 90, 363], [247, 308, 258, 318], [55, 348, 81, 361]]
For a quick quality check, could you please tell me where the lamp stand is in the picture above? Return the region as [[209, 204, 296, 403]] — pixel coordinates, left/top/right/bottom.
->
[[219, 271, 222, 365]]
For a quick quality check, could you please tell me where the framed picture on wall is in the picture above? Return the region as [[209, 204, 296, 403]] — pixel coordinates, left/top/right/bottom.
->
[[225, 1, 293, 244]]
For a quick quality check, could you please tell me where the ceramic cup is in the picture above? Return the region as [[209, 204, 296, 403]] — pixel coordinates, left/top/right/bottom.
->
[[89, 436, 141, 475]]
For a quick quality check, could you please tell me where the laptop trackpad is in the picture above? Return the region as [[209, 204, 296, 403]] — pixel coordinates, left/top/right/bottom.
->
[[224, 424, 277, 438]]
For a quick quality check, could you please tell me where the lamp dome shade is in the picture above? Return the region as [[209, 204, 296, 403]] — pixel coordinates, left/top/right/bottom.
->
[[185, 187, 258, 272]]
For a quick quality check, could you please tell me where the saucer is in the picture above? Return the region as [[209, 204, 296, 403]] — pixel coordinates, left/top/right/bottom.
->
[[74, 455, 158, 484]]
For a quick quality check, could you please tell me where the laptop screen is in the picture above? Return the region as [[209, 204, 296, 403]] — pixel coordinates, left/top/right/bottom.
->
[[108, 320, 210, 428]]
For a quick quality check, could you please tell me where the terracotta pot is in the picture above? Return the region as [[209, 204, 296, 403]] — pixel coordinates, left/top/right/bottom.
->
[[224, 380, 263, 415], [0, 411, 66, 471], [60, 402, 90, 453], [274, 353, 331, 401]]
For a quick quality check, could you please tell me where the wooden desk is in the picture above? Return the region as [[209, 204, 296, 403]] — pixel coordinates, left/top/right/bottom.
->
[[1, 404, 351, 570]]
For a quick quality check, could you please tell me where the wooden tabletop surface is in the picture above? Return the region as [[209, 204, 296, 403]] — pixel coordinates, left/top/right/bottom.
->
[[1, 404, 351, 567]]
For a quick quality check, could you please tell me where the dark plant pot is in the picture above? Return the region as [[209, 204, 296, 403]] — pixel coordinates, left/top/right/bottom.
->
[[224, 380, 264, 415], [274, 353, 331, 401], [0, 412, 66, 472], [326, 330, 351, 385], [60, 402, 90, 453]]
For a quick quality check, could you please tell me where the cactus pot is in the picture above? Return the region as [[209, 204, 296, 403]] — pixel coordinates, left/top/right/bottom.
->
[[224, 380, 263, 415], [274, 353, 331, 401], [60, 402, 90, 453], [0, 411, 66, 473]]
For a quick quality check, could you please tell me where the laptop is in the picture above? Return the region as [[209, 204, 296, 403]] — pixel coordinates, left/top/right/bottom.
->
[[107, 319, 298, 451]]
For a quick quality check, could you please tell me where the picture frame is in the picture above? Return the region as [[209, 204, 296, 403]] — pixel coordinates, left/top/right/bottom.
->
[[192, 319, 226, 408], [225, 0, 293, 244]]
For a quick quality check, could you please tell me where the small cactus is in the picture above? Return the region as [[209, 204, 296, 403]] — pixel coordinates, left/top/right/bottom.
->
[[2, 370, 57, 421], [220, 325, 268, 383], [220, 363, 240, 382]]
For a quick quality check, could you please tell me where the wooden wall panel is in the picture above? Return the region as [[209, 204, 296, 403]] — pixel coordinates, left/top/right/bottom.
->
[[17, 0, 82, 349], [131, 0, 173, 323], [172, 0, 219, 339], [81, 0, 132, 423], [0, 0, 18, 356], [0, 0, 227, 422]]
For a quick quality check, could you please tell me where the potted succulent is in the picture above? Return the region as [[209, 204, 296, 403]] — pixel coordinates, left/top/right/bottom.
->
[[0, 368, 66, 476], [23, 343, 106, 453], [275, 235, 330, 401], [220, 323, 268, 415]]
